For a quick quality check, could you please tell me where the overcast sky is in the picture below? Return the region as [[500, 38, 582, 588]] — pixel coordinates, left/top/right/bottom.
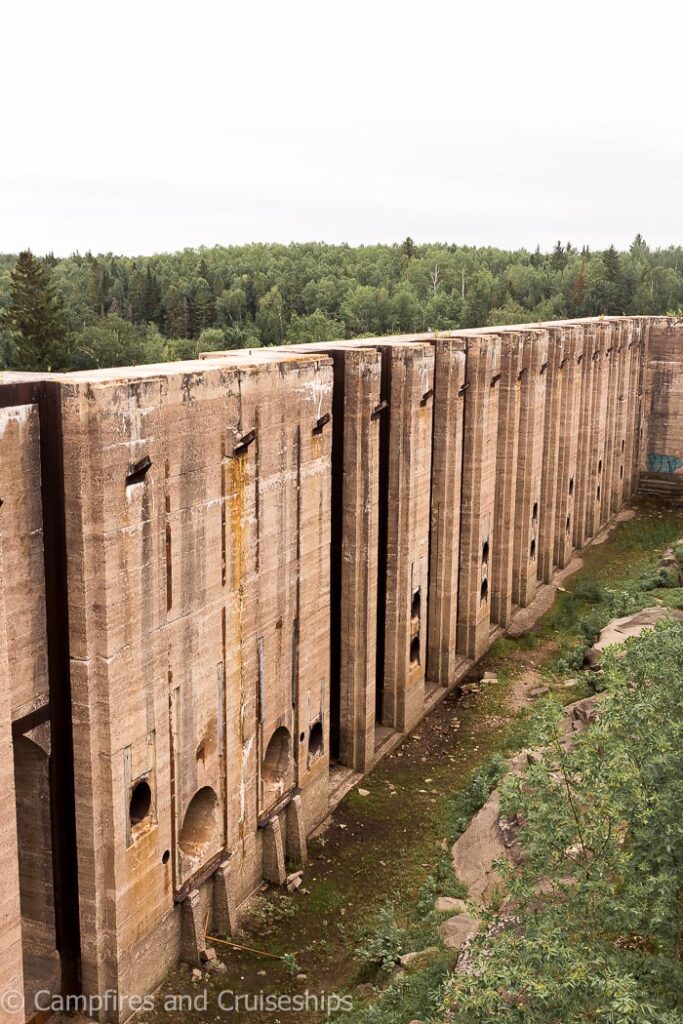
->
[[2, 0, 681, 256]]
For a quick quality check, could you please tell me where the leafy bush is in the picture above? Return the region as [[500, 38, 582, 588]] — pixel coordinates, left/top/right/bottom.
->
[[354, 902, 408, 973]]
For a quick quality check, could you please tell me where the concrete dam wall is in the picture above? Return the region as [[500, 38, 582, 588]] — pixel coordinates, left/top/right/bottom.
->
[[0, 314, 680, 1020]]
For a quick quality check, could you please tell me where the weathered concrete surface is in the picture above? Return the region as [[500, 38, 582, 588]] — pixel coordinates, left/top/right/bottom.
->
[[0, 404, 49, 721], [641, 317, 683, 498], [456, 333, 501, 660], [381, 343, 434, 732], [57, 352, 333, 1010], [490, 332, 523, 627], [428, 338, 467, 685], [0, 543, 24, 1020], [512, 330, 548, 608]]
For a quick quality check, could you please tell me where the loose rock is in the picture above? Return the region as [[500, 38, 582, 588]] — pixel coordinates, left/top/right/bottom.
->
[[434, 896, 468, 914], [439, 914, 480, 950]]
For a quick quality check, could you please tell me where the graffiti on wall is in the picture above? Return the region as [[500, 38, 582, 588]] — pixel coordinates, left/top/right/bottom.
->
[[647, 452, 683, 474]]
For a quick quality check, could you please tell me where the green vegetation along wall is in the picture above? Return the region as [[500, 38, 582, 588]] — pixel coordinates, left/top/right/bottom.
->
[[1, 235, 682, 372]]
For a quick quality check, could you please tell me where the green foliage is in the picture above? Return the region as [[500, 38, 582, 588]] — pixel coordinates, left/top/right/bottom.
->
[[2, 234, 683, 371], [354, 901, 408, 973], [443, 620, 683, 1023], [3, 250, 69, 370]]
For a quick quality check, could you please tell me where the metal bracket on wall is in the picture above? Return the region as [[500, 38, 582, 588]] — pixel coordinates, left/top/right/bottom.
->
[[312, 412, 330, 435], [234, 429, 257, 455], [371, 399, 389, 420], [126, 454, 152, 485]]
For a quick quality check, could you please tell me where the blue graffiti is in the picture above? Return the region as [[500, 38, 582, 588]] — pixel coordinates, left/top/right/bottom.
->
[[647, 452, 683, 474]]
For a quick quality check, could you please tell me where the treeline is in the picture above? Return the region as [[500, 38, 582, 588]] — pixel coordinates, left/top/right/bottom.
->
[[1, 235, 682, 371]]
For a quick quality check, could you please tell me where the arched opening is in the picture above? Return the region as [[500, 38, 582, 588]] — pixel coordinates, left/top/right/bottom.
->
[[532, 501, 538, 522], [411, 589, 421, 622], [129, 778, 152, 827], [598, 459, 602, 474], [480, 578, 488, 601], [13, 736, 59, 1007], [410, 634, 420, 665], [308, 721, 324, 760], [178, 786, 220, 860], [597, 485, 601, 501], [621, 439, 625, 453], [568, 477, 574, 496], [262, 727, 292, 809], [481, 539, 489, 564], [529, 538, 536, 560], [620, 465, 624, 479]]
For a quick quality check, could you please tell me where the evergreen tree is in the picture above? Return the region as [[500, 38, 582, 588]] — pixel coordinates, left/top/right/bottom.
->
[[3, 251, 69, 370], [550, 240, 567, 271], [401, 236, 416, 261]]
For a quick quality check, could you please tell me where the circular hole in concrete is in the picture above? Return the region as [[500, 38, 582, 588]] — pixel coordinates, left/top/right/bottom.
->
[[129, 779, 152, 826], [162, 849, 170, 865], [179, 786, 219, 857], [308, 721, 324, 758]]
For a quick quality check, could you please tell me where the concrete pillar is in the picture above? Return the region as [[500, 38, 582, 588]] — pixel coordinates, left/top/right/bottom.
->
[[180, 889, 207, 966], [622, 319, 641, 499], [381, 343, 434, 732], [573, 324, 597, 548], [262, 817, 287, 886], [609, 321, 631, 514], [586, 324, 610, 539], [427, 337, 467, 685], [286, 793, 308, 867], [456, 334, 501, 660], [538, 327, 566, 583], [512, 330, 549, 608], [0, 549, 24, 1022], [490, 333, 524, 625], [553, 327, 582, 569], [334, 348, 381, 771], [213, 858, 239, 937], [634, 315, 651, 483], [600, 321, 620, 527]]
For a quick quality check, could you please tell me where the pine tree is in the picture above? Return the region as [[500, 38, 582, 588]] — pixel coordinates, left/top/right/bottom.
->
[[3, 251, 69, 371], [550, 241, 567, 271], [401, 236, 415, 261]]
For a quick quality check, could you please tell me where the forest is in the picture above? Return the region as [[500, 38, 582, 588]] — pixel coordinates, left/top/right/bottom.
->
[[1, 235, 682, 372]]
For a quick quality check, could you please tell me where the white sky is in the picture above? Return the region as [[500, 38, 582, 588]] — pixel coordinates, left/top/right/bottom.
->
[[2, 0, 681, 256]]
